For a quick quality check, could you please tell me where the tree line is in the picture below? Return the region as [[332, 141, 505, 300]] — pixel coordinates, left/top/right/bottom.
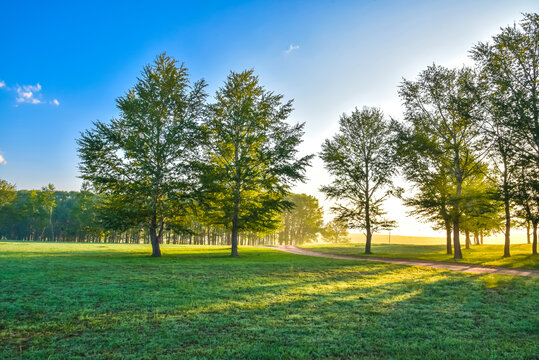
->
[[1, 14, 537, 259], [0, 183, 348, 246]]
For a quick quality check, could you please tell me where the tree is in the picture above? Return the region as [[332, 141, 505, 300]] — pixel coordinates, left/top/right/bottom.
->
[[201, 70, 312, 256], [472, 13, 539, 255], [399, 65, 488, 259], [77, 53, 207, 256], [393, 120, 455, 254], [481, 104, 517, 256], [0, 179, 16, 208], [0, 180, 16, 240], [279, 193, 324, 245], [321, 219, 350, 243], [320, 107, 398, 254], [39, 184, 56, 241], [71, 183, 103, 242]]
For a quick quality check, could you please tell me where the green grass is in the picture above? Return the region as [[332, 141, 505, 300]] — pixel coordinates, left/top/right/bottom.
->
[[1, 241, 538, 359], [301, 243, 539, 270]]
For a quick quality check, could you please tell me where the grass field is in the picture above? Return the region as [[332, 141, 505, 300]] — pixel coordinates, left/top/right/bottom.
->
[[1, 241, 538, 359], [301, 243, 539, 270]]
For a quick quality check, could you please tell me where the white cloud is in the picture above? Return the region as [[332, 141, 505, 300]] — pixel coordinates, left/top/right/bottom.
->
[[0, 154, 6, 165], [16, 83, 43, 104], [284, 44, 300, 54], [13, 83, 56, 105], [1, 81, 58, 105]]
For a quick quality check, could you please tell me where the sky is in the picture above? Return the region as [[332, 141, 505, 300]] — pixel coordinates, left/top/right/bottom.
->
[[1, 0, 537, 238]]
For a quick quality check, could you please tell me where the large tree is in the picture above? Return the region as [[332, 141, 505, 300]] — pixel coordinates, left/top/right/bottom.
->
[[393, 120, 455, 254], [472, 13, 539, 255], [399, 65, 488, 259], [77, 53, 207, 256], [201, 70, 312, 256], [320, 107, 398, 254], [481, 102, 518, 257]]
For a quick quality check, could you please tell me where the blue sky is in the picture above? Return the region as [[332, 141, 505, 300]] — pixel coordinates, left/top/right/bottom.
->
[[1, 0, 537, 236]]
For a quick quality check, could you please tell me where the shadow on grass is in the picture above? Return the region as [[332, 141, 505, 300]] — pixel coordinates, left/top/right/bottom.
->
[[1, 243, 538, 359]]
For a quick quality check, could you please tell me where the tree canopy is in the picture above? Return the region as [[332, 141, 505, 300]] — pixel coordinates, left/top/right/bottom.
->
[[398, 65, 488, 259], [201, 70, 312, 256], [321, 107, 398, 254], [77, 53, 207, 256]]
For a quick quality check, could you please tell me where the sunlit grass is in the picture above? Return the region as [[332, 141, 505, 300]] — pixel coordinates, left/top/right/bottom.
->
[[346, 233, 530, 245], [1, 241, 537, 359], [301, 243, 539, 269]]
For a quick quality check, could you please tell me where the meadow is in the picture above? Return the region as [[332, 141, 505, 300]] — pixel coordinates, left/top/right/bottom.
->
[[1, 241, 538, 359], [301, 243, 539, 270]]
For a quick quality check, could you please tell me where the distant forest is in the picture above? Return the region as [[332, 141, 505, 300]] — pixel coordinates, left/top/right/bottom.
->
[[0, 186, 347, 245]]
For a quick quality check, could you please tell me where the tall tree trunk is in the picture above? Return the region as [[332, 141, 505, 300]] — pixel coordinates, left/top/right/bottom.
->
[[503, 184, 511, 257], [453, 182, 463, 259], [527, 220, 531, 244], [231, 137, 241, 257], [149, 214, 161, 257], [533, 221, 538, 255], [465, 230, 471, 249], [231, 195, 239, 257], [364, 188, 372, 255], [50, 207, 54, 242], [480, 230, 484, 245], [365, 228, 372, 254], [445, 222, 452, 255]]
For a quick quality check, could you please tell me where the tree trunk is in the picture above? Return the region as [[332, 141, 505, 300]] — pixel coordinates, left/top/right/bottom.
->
[[50, 207, 55, 242], [480, 230, 484, 245], [365, 228, 372, 254], [503, 186, 511, 257], [149, 214, 161, 257], [453, 182, 463, 259], [231, 196, 239, 257], [364, 192, 372, 255], [230, 136, 241, 257], [533, 221, 538, 255], [445, 222, 452, 255], [527, 221, 531, 244], [465, 230, 471, 249]]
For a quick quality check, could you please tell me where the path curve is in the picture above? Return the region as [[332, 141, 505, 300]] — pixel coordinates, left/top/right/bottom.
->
[[268, 245, 539, 277]]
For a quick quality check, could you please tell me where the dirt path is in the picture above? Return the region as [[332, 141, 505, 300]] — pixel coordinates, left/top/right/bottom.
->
[[269, 245, 539, 277]]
